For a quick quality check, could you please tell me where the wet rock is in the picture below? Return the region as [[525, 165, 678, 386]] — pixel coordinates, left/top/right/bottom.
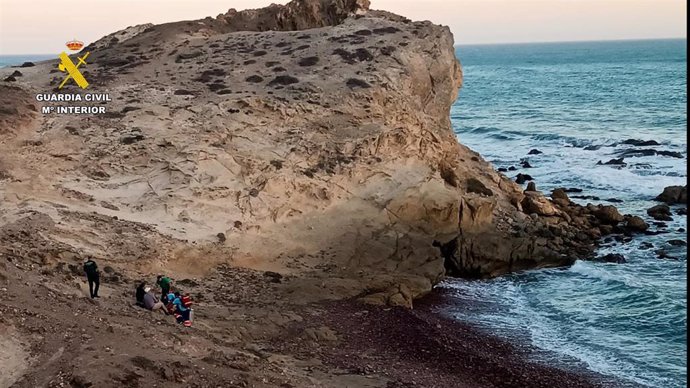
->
[[621, 139, 660, 146], [507, 166, 517, 171], [624, 216, 649, 232], [497, 167, 508, 172], [593, 205, 624, 225], [655, 249, 678, 260], [655, 185, 687, 204], [525, 182, 537, 192], [638, 242, 654, 250], [619, 149, 656, 157], [594, 254, 626, 264], [515, 173, 534, 184], [562, 188, 583, 193], [605, 198, 624, 203], [657, 150, 683, 158], [677, 208, 687, 216], [667, 239, 686, 246], [528, 149, 543, 155], [19, 61, 35, 67], [520, 159, 533, 168], [584, 145, 601, 151], [647, 204, 673, 221], [597, 158, 626, 166]]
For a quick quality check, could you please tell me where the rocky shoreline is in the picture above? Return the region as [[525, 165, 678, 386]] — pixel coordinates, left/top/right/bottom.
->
[[0, 0, 685, 386]]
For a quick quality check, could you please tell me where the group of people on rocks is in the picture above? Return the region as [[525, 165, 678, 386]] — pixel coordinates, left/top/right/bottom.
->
[[82, 258, 194, 327], [135, 275, 195, 326]]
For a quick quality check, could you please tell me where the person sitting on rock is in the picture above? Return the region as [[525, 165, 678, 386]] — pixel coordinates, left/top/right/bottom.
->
[[143, 286, 167, 315], [135, 282, 146, 307], [83, 257, 100, 299]]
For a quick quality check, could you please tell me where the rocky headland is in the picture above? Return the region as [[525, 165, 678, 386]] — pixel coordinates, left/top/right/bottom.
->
[[0, 0, 671, 387]]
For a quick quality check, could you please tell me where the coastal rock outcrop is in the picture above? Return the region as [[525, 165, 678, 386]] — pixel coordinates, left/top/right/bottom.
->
[[656, 185, 687, 204], [0, 0, 636, 305]]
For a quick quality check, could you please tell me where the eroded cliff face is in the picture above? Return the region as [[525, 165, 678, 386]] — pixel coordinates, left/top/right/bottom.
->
[[0, 0, 618, 310]]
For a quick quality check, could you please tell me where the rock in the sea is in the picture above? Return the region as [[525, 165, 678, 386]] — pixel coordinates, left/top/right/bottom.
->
[[624, 216, 649, 233], [19, 61, 35, 67], [550, 189, 571, 207], [593, 205, 624, 225], [621, 139, 660, 146], [647, 204, 673, 221], [520, 159, 533, 168], [667, 239, 687, 247], [595, 254, 626, 264], [528, 149, 543, 155], [597, 158, 626, 166], [515, 173, 534, 184], [525, 182, 537, 192], [655, 185, 687, 204]]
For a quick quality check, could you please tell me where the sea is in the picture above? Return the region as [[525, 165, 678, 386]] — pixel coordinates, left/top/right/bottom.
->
[[0, 55, 54, 68], [448, 39, 687, 387]]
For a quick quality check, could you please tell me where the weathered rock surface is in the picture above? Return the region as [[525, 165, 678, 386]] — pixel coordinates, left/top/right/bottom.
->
[[0, 1, 645, 386], [656, 185, 687, 204], [648, 205, 673, 221], [0, 0, 633, 302]]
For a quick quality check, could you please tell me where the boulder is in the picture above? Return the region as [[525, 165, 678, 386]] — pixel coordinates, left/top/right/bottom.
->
[[525, 182, 537, 192], [515, 173, 534, 184], [655, 185, 687, 204], [647, 204, 673, 221], [528, 149, 543, 155], [594, 254, 626, 264], [521, 192, 559, 217], [624, 216, 649, 233], [593, 205, 624, 225]]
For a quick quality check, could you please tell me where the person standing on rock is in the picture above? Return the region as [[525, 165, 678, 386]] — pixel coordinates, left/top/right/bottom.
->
[[83, 257, 100, 299], [157, 275, 172, 302]]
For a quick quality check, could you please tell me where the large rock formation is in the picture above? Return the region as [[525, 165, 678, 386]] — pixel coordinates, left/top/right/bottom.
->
[[0, 0, 623, 308]]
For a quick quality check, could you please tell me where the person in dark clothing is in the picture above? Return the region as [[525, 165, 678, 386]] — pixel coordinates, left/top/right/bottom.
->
[[83, 258, 100, 298], [135, 282, 146, 307]]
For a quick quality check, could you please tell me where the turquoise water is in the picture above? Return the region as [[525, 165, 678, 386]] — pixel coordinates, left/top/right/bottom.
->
[[448, 39, 687, 387]]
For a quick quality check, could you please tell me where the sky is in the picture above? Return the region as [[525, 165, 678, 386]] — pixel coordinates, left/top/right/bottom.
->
[[0, 0, 686, 54]]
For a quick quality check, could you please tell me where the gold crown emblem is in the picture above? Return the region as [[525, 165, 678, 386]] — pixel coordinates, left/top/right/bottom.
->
[[66, 39, 84, 51]]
